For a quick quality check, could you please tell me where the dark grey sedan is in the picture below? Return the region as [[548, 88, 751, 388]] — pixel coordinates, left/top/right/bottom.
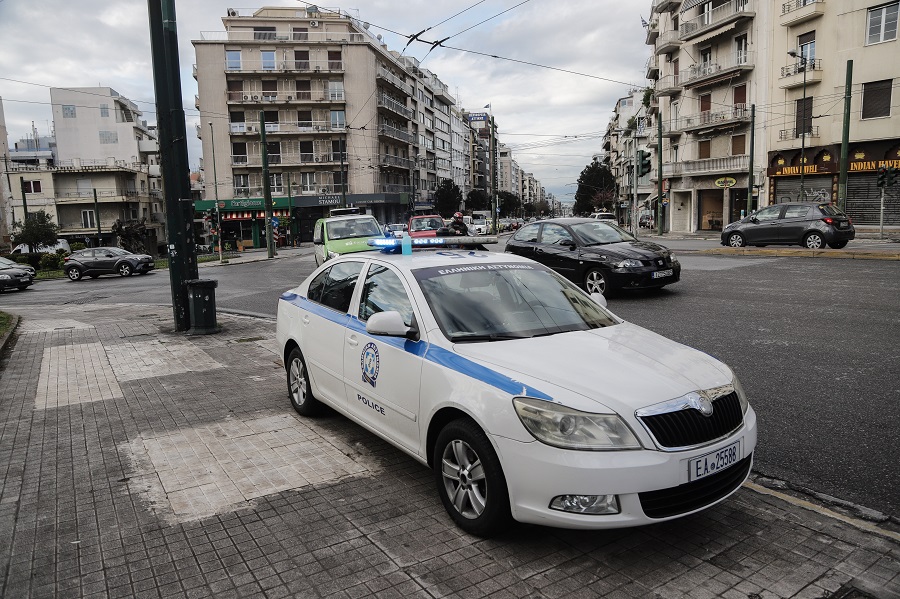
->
[[504, 218, 680, 295], [63, 247, 155, 281], [721, 202, 855, 249], [0, 262, 34, 291]]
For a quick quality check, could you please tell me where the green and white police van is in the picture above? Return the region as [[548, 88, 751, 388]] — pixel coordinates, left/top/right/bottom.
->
[[312, 208, 385, 266]]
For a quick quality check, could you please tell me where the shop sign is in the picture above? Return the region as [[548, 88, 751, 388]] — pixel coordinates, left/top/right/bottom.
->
[[849, 159, 900, 172], [316, 195, 342, 205], [715, 177, 737, 188]]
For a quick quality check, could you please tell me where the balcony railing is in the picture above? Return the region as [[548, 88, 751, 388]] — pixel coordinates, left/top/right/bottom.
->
[[231, 121, 346, 135], [679, 104, 751, 132], [780, 0, 824, 25], [680, 51, 754, 87], [680, 0, 755, 41], [381, 154, 415, 169], [378, 123, 414, 144], [225, 59, 343, 72], [377, 94, 412, 119], [780, 59, 822, 78], [380, 184, 412, 194], [200, 30, 366, 43], [226, 90, 341, 103], [654, 74, 682, 96], [376, 67, 413, 96], [655, 30, 681, 55], [779, 126, 819, 141], [661, 154, 749, 178]]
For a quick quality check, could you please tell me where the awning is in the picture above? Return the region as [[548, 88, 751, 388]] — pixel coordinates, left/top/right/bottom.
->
[[681, 0, 703, 12], [689, 22, 735, 45]]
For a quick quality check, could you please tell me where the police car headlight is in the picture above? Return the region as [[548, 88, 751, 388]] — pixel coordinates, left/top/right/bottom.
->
[[613, 258, 642, 269], [513, 398, 641, 450], [732, 374, 749, 414]]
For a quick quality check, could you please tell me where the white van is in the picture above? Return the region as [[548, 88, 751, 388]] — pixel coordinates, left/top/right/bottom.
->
[[11, 240, 72, 254]]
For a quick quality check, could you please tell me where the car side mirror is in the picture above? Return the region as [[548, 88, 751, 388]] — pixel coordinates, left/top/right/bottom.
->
[[366, 311, 418, 340], [105, 253, 114, 258], [750, 216, 758, 223], [560, 239, 576, 248]]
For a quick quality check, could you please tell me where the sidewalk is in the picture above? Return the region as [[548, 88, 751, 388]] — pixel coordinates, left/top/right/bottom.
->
[[1, 303, 899, 599]]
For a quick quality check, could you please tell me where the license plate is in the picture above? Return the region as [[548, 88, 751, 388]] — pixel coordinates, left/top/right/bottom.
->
[[838, 222, 848, 228], [652, 269, 673, 279], [688, 439, 742, 482]]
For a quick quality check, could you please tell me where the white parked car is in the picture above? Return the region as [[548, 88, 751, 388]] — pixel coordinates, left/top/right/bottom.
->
[[275, 238, 757, 536]]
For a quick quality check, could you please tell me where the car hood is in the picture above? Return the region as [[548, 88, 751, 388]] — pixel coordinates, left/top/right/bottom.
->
[[0, 266, 32, 276], [452, 322, 732, 414], [580, 240, 670, 260]]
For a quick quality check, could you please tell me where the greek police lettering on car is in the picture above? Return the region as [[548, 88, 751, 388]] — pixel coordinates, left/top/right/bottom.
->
[[356, 393, 386, 416]]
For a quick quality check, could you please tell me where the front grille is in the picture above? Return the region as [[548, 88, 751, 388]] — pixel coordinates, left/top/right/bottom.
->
[[639, 391, 743, 448], [639, 454, 752, 519]]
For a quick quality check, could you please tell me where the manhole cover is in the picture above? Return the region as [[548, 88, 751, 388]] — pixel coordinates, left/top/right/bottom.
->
[[65, 295, 109, 305]]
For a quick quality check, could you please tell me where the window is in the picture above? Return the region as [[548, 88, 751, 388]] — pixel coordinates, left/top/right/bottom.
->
[[269, 173, 283, 193], [328, 80, 344, 100], [232, 142, 247, 164], [233, 174, 249, 192], [294, 50, 310, 70], [783, 205, 811, 219], [330, 110, 346, 129], [81, 210, 96, 229], [327, 50, 342, 70], [296, 79, 312, 100], [862, 79, 892, 119], [225, 50, 241, 70], [292, 27, 309, 41], [358, 264, 414, 326], [100, 103, 109, 117], [267, 141, 281, 164], [22, 180, 42, 193], [539, 224, 574, 245], [735, 35, 748, 64], [253, 27, 275, 40], [298, 110, 313, 129], [62, 105, 76, 118], [867, 3, 899, 44], [261, 51, 276, 70], [731, 134, 746, 155], [298, 172, 315, 192], [262, 80, 278, 100], [698, 140, 711, 159], [798, 31, 816, 64], [307, 262, 363, 312], [754, 205, 782, 221], [332, 170, 347, 192], [99, 131, 118, 144]]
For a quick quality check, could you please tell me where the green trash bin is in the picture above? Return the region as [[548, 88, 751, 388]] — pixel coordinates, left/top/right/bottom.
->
[[186, 279, 219, 335]]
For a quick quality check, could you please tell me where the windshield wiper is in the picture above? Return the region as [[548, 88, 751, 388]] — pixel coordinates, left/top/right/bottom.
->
[[583, 241, 612, 246], [449, 333, 529, 343]]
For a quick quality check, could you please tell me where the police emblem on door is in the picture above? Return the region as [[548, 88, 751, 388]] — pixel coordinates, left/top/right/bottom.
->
[[361, 342, 380, 388]]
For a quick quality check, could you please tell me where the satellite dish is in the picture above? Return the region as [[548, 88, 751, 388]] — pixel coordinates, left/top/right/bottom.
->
[[227, 8, 237, 16], [376, 34, 382, 41], [363, 22, 370, 30]]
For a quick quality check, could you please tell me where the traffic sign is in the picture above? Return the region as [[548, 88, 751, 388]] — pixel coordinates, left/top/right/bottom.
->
[[662, 199, 669, 206], [218, 202, 225, 208], [271, 217, 279, 227]]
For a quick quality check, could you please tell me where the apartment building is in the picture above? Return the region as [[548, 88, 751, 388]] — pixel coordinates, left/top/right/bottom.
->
[[602, 90, 656, 225], [4, 88, 164, 251], [498, 143, 523, 199], [646, 0, 770, 233], [450, 106, 472, 198], [765, 0, 900, 225]]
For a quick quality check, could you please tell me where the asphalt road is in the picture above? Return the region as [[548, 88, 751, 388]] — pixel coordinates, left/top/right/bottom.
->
[[2, 250, 898, 520]]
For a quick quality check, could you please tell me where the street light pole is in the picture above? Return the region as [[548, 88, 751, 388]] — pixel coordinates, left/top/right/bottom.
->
[[208, 122, 223, 263], [789, 50, 808, 201]]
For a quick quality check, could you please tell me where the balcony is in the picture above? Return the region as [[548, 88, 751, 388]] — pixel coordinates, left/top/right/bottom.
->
[[380, 184, 412, 194], [376, 67, 413, 96], [231, 121, 345, 135], [317, 152, 347, 164], [652, 0, 680, 14], [680, 52, 754, 88], [226, 89, 342, 103], [224, 59, 342, 73], [199, 30, 366, 44], [780, 0, 824, 26], [779, 59, 823, 89], [778, 126, 819, 142], [654, 74, 682, 97], [194, 95, 200, 110], [661, 154, 749, 178], [378, 123, 414, 144], [660, 119, 683, 138], [655, 30, 682, 55], [646, 55, 660, 80], [680, 0, 755, 43], [645, 20, 660, 45], [377, 94, 413, 120], [679, 104, 751, 133], [380, 154, 415, 170]]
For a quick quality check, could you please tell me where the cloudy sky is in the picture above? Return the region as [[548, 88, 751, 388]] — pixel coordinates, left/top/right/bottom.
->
[[0, 0, 652, 202]]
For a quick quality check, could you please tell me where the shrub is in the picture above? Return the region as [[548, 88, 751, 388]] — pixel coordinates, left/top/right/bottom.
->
[[70, 242, 86, 251], [39, 253, 64, 271]]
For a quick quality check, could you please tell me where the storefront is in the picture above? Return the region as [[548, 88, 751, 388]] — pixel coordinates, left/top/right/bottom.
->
[[768, 141, 900, 225], [194, 192, 410, 246]]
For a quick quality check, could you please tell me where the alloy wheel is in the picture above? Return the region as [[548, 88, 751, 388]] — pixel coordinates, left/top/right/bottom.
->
[[441, 439, 487, 519], [585, 270, 606, 295]]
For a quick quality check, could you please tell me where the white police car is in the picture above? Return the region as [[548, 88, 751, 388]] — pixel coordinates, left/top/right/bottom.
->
[[275, 237, 757, 536]]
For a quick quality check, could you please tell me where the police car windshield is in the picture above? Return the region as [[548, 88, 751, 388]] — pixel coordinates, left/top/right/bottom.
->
[[414, 262, 617, 342], [326, 218, 383, 240]]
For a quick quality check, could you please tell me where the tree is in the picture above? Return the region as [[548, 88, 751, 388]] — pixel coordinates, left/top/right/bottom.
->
[[523, 202, 535, 218], [466, 189, 489, 212], [497, 191, 520, 217], [535, 199, 550, 216], [433, 179, 463, 216], [11, 210, 60, 250], [573, 161, 617, 216]]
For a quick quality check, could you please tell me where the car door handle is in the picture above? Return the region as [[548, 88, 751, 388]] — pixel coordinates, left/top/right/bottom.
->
[[347, 336, 359, 347], [302, 315, 310, 325]]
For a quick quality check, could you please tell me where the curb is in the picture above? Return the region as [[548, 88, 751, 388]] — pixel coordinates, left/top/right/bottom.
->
[[0, 312, 21, 356], [697, 247, 900, 260]]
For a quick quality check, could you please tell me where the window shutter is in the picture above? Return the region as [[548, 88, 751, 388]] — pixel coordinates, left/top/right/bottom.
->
[[862, 79, 892, 119]]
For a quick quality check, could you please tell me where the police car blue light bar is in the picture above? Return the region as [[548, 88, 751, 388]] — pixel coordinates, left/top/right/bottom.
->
[[368, 236, 498, 251]]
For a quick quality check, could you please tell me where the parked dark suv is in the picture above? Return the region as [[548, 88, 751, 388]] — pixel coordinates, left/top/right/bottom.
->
[[721, 202, 855, 249], [64, 247, 155, 281]]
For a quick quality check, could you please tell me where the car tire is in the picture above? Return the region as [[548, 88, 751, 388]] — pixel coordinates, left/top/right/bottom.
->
[[118, 263, 133, 277], [828, 241, 848, 249], [584, 268, 608, 295], [726, 232, 746, 248], [434, 419, 512, 537], [66, 267, 83, 281], [286, 347, 319, 416], [803, 232, 825, 249]]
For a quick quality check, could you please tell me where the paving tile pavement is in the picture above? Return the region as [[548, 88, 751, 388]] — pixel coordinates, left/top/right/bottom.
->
[[0, 303, 898, 599]]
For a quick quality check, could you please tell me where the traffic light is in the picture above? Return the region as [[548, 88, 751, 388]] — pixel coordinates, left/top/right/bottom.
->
[[877, 166, 887, 187], [888, 166, 897, 187], [637, 150, 652, 177]]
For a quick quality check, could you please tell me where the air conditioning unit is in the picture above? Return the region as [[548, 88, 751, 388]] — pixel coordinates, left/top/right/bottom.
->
[[286, 95, 293, 100], [247, 125, 255, 132], [309, 20, 319, 27], [243, 95, 250, 100], [252, 95, 259, 100], [314, 66, 321, 72]]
